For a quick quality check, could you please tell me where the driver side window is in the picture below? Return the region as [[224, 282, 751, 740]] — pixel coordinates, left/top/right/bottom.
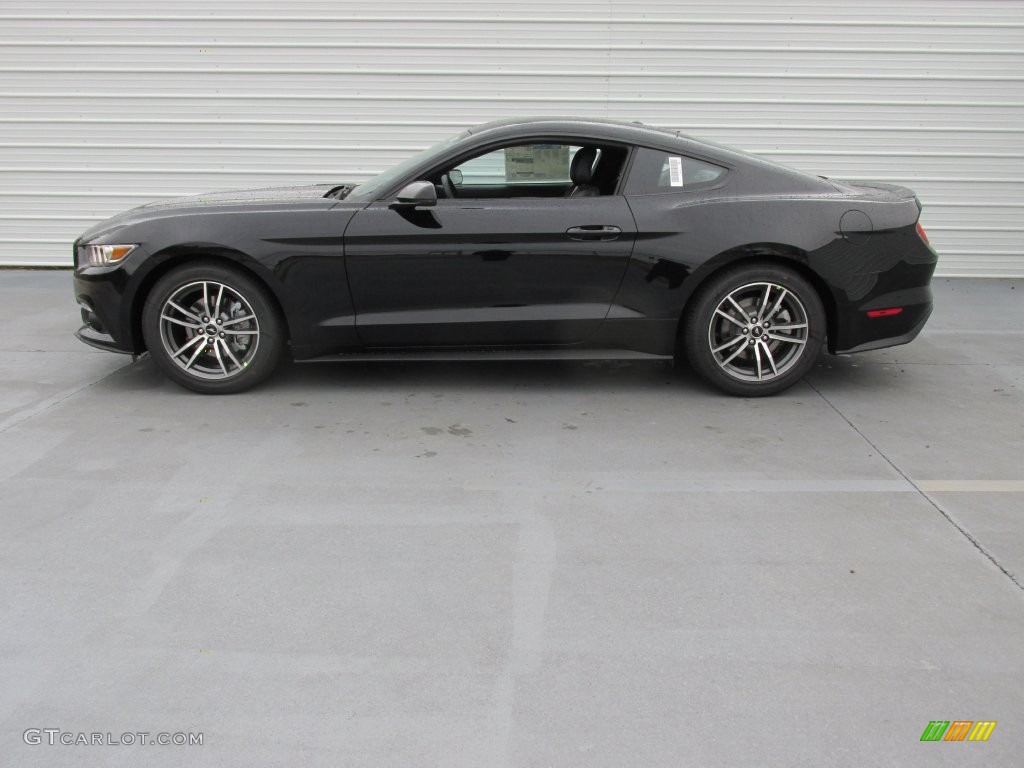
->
[[438, 142, 625, 199], [455, 144, 584, 187]]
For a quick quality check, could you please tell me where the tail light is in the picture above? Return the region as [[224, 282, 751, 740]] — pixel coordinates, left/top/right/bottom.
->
[[916, 222, 930, 245]]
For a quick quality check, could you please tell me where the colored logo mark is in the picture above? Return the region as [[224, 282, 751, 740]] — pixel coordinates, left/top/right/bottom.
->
[[920, 721, 996, 742]]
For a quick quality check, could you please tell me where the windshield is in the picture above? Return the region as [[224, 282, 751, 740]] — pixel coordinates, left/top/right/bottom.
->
[[345, 131, 469, 202]]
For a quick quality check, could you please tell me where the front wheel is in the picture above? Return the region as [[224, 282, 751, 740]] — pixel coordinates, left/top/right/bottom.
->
[[142, 262, 285, 394], [683, 264, 825, 397]]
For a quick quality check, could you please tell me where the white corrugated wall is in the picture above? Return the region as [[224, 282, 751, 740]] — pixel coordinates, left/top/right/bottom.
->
[[1, 0, 1022, 276]]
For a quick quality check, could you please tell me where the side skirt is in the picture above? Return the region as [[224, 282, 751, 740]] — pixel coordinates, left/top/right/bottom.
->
[[298, 348, 673, 363]]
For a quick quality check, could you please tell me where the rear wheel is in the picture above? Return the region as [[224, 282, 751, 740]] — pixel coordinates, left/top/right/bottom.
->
[[683, 263, 825, 396], [142, 262, 285, 394]]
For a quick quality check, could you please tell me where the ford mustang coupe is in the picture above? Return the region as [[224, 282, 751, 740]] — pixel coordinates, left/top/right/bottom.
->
[[72, 117, 936, 396]]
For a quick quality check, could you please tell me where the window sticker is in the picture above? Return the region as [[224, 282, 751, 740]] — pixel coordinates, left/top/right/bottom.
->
[[504, 144, 570, 181], [668, 156, 684, 187]]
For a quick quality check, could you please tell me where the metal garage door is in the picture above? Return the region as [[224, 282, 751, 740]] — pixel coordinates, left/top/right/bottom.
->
[[1, 1, 1022, 276]]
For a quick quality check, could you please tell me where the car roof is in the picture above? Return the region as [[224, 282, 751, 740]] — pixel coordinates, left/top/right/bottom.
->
[[467, 116, 681, 145], [463, 116, 773, 170], [469, 116, 678, 137]]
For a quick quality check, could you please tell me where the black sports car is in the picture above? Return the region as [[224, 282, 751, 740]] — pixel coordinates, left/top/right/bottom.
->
[[72, 117, 936, 396]]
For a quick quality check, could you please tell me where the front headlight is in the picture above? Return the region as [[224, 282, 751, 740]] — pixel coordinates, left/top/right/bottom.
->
[[78, 243, 137, 268]]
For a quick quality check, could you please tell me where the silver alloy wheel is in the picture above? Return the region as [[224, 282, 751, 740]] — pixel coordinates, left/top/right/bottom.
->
[[707, 281, 809, 382], [158, 280, 260, 380]]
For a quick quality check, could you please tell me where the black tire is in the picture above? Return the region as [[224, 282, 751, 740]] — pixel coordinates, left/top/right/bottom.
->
[[141, 261, 285, 394], [682, 263, 825, 397]]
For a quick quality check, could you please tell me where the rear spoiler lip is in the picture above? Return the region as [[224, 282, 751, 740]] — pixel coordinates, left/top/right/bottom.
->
[[825, 178, 918, 203]]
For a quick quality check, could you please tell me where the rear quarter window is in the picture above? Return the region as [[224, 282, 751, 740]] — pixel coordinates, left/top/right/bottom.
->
[[624, 147, 726, 195]]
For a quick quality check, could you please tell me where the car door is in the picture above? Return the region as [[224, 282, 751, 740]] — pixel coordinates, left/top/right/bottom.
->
[[344, 144, 637, 347]]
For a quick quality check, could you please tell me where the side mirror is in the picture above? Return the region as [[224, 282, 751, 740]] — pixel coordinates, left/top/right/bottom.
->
[[394, 180, 437, 207], [448, 169, 463, 186]]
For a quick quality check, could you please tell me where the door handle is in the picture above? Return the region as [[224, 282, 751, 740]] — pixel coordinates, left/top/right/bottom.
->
[[566, 225, 622, 242], [477, 249, 511, 261]]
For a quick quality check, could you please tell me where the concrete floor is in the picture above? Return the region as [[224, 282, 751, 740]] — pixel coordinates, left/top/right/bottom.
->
[[0, 270, 1021, 767]]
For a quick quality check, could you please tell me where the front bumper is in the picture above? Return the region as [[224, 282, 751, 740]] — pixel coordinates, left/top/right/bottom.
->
[[75, 324, 133, 354], [72, 267, 138, 354]]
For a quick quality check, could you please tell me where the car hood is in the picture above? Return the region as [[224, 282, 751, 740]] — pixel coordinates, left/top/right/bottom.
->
[[76, 183, 353, 244], [136, 183, 342, 210]]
